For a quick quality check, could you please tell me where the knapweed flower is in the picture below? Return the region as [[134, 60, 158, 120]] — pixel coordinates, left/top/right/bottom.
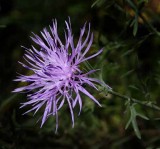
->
[[13, 18, 103, 131]]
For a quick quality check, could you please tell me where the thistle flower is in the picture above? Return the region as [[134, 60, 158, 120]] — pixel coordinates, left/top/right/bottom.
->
[[13, 18, 104, 131]]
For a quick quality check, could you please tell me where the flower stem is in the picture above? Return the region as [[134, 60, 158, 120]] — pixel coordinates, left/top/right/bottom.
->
[[107, 90, 160, 111]]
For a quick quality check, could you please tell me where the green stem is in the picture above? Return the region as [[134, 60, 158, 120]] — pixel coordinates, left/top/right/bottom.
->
[[107, 90, 160, 111]]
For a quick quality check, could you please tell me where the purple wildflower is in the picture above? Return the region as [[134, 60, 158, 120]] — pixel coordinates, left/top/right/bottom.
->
[[13, 18, 103, 131]]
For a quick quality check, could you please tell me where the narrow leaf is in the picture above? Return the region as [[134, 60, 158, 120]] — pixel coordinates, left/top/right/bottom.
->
[[121, 69, 134, 78], [137, 113, 149, 120], [132, 117, 141, 139]]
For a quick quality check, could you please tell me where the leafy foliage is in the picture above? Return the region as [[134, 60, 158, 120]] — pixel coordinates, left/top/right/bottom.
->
[[0, 0, 160, 148], [125, 102, 149, 139]]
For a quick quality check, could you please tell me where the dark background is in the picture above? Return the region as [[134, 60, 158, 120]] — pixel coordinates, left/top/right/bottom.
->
[[0, 0, 160, 148]]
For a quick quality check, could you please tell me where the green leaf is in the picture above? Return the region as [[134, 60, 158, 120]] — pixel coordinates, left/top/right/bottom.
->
[[91, 0, 108, 8], [137, 113, 149, 120], [125, 103, 149, 139], [130, 14, 138, 36], [121, 49, 134, 57], [130, 105, 141, 139], [121, 69, 134, 78], [129, 85, 140, 91], [126, 0, 137, 10], [91, 0, 102, 7], [125, 117, 131, 129], [133, 15, 138, 36], [131, 116, 141, 139]]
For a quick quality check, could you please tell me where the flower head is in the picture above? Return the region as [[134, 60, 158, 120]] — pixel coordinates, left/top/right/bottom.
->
[[13, 18, 103, 131]]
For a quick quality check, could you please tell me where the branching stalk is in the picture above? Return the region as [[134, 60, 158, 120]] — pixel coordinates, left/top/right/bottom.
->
[[106, 90, 160, 111]]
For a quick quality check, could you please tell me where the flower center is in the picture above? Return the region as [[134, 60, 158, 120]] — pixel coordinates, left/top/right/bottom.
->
[[62, 65, 73, 80]]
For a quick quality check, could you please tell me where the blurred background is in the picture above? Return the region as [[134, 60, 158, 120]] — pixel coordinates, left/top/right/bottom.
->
[[0, 0, 160, 148]]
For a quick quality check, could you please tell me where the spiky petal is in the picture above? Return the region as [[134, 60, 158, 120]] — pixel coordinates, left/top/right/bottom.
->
[[13, 18, 104, 131]]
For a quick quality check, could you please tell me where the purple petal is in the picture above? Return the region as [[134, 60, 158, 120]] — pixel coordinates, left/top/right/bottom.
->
[[77, 84, 101, 107]]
